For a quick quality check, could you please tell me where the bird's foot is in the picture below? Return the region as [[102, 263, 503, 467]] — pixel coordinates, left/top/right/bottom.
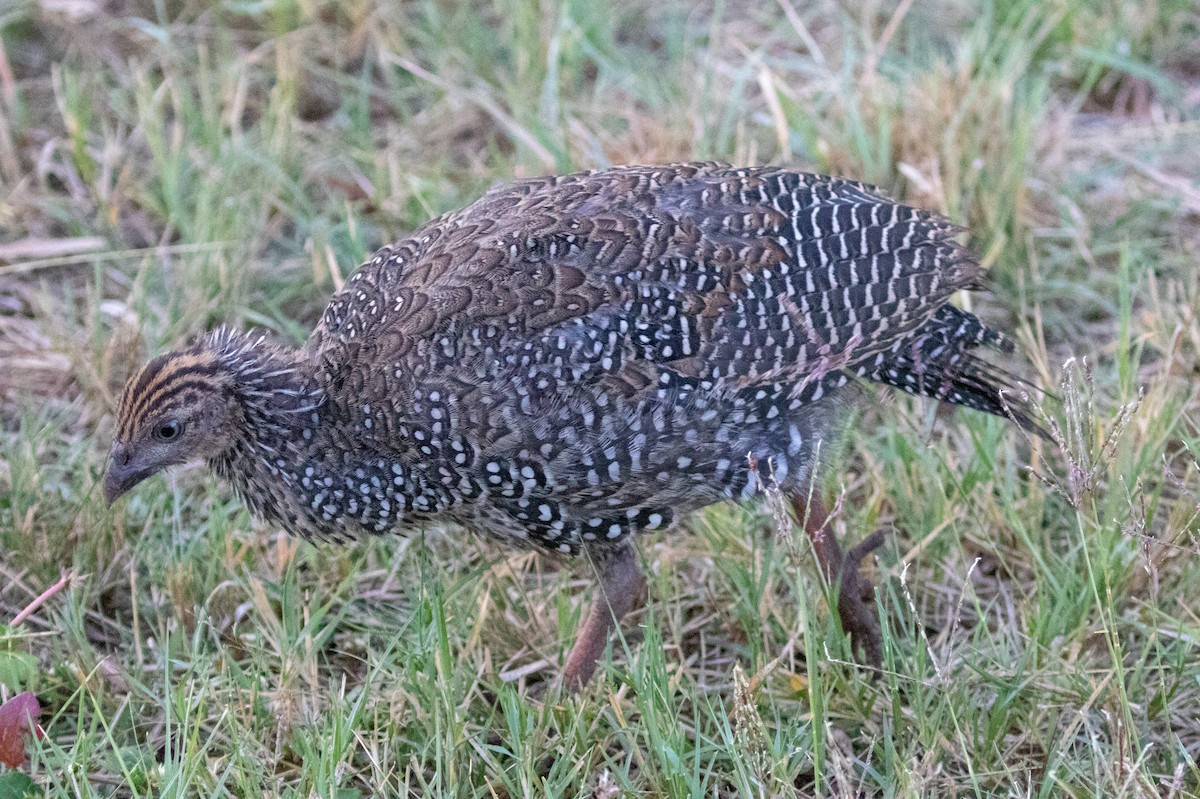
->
[[834, 529, 886, 671]]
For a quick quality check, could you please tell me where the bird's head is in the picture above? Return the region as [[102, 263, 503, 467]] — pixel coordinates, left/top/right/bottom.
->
[[103, 347, 243, 505]]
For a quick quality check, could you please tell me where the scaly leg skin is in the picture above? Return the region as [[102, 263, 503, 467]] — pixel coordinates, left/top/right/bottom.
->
[[791, 495, 885, 669], [561, 541, 645, 690]]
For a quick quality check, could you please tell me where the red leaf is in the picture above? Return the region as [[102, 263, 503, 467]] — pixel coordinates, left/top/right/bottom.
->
[[0, 693, 42, 768]]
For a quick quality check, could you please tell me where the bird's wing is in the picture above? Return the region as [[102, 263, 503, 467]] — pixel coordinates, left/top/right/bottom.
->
[[308, 163, 985, 405]]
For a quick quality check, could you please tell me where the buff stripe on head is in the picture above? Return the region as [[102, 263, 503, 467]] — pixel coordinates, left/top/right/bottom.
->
[[116, 350, 230, 440]]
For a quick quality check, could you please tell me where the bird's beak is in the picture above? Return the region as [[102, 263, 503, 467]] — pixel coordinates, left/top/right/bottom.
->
[[102, 444, 150, 506]]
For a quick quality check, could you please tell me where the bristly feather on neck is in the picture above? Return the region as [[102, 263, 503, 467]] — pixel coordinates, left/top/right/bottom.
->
[[202, 327, 323, 405]]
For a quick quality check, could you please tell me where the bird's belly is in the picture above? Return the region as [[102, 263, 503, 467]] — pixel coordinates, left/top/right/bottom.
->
[[451, 384, 849, 554]]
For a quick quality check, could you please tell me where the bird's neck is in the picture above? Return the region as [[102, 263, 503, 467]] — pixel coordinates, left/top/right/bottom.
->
[[202, 329, 441, 540], [201, 330, 327, 522]]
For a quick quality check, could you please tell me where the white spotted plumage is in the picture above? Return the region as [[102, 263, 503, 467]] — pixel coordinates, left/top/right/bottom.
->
[[112, 163, 1041, 558]]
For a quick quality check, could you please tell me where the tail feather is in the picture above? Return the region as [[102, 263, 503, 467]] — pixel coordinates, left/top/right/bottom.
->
[[866, 306, 1047, 438]]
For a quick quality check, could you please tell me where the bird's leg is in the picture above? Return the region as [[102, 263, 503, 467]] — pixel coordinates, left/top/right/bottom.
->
[[562, 541, 644, 690], [791, 494, 885, 669]]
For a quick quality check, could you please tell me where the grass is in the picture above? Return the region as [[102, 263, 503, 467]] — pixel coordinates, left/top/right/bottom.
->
[[2, 0, 1200, 795]]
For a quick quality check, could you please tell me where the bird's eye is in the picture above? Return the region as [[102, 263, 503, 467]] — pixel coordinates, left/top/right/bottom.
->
[[154, 420, 182, 441]]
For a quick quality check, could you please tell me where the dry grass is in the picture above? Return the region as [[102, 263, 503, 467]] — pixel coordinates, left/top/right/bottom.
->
[[2, 0, 1200, 796]]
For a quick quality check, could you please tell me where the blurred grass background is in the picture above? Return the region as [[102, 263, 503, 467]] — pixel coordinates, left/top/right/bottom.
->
[[1, 0, 1199, 795]]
